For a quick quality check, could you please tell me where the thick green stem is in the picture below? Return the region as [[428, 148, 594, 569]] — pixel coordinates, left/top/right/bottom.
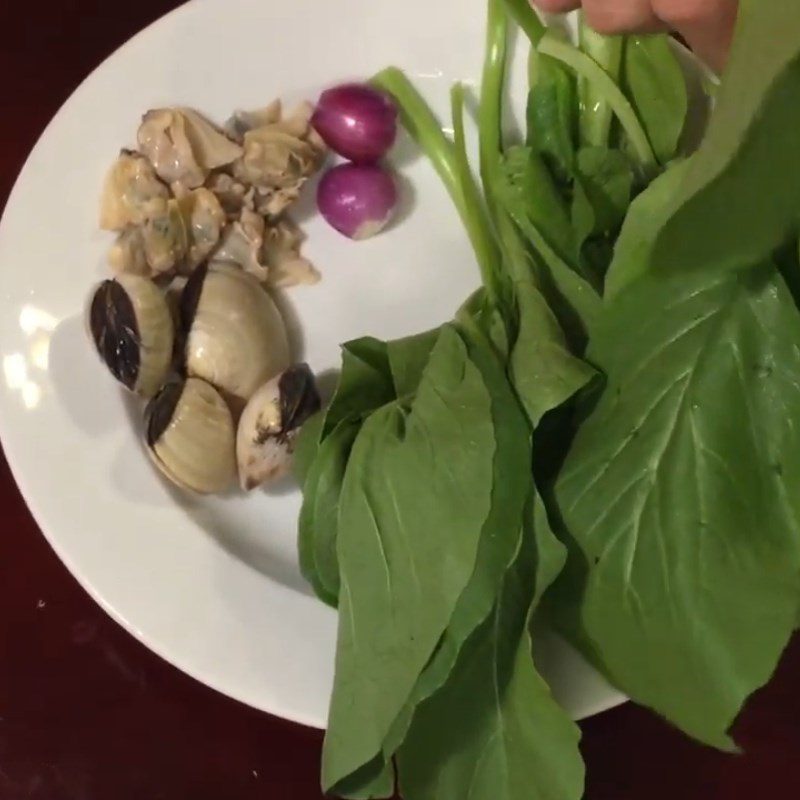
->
[[527, 44, 541, 93], [479, 0, 509, 220], [502, 0, 547, 46], [373, 68, 502, 299], [481, 0, 532, 314], [538, 33, 657, 172], [578, 18, 622, 147], [374, 68, 501, 298], [372, 68, 466, 216], [451, 83, 503, 300], [502, 0, 545, 92]]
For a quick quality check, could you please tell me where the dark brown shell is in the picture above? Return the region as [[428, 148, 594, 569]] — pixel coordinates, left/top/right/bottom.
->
[[278, 363, 321, 435], [90, 280, 141, 390], [145, 380, 185, 446]]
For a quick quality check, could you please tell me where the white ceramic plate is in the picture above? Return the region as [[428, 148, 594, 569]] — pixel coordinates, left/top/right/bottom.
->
[[0, 0, 634, 728]]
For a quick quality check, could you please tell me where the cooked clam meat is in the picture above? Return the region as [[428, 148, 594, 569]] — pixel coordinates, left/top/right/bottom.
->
[[211, 207, 268, 281], [178, 187, 227, 271], [232, 101, 326, 218], [142, 198, 189, 275], [138, 108, 243, 191], [99, 150, 169, 231], [225, 99, 283, 142], [262, 217, 320, 287]]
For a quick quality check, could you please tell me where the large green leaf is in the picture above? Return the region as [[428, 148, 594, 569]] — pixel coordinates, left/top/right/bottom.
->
[[298, 338, 397, 607], [297, 444, 338, 607], [621, 35, 688, 166], [298, 421, 359, 608], [293, 411, 324, 487], [322, 325, 496, 792], [500, 146, 575, 264], [377, 324, 533, 765], [651, 3, 800, 271], [397, 497, 583, 800], [296, 413, 334, 605], [364, 298, 590, 786], [604, 159, 691, 299], [511, 279, 596, 428], [323, 338, 396, 438], [387, 328, 441, 399], [553, 265, 800, 749], [322, 302, 590, 796]]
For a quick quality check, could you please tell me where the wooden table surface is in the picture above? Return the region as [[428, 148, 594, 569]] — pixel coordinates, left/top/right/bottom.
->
[[1, 1, 799, 798]]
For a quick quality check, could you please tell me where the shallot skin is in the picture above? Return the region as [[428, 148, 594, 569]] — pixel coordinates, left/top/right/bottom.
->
[[311, 83, 397, 164], [317, 163, 398, 240]]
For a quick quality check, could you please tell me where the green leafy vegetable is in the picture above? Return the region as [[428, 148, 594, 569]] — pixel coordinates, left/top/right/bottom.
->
[[574, 148, 634, 234], [381, 287, 594, 762], [552, 265, 800, 749], [387, 329, 441, 399], [569, 146, 634, 282], [499, 217, 602, 349], [322, 338, 395, 439], [651, 3, 800, 271], [379, 323, 535, 764], [452, 83, 505, 305], [501, 146, 575, 263], [511, 278, 596, 427], [293, 410, 324, 487], [297, 466, 335, 605], [621, 35, 688, 165], [322, 325, 497, 792], [503, 0, 575, 184], [398, 497, 584, 800], [298, 421, 357, 607], [298, 339, 397, 608], [296, 4, 734, 800], [538, 32, 656, 173], [494, 153, 602, 344]]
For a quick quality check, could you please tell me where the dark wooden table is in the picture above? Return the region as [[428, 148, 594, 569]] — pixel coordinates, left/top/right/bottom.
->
[[1, 2, 799, 798]]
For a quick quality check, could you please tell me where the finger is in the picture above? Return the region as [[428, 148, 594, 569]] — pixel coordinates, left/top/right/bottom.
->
[[582, 0, 666, 34], [531, 0, 581, 14], [652, 0, 738, 73]]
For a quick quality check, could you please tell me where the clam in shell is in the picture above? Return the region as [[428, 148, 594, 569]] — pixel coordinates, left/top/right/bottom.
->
[[89, 274, 174, 398], [180, 262, 290, 404], [145, 377, 237, 494]]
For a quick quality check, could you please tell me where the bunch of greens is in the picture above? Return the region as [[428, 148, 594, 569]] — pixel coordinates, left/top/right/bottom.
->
[[296, 1, 800, 797]]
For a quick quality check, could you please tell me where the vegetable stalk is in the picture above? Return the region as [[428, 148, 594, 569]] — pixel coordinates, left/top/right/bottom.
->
[[479, 0, 509, 209], [537, 33, 657, 172], [451, 83, 504, 302], [373, 67, 500, 292], [577, 17, 622, 147], [501, 0, 547, 46]]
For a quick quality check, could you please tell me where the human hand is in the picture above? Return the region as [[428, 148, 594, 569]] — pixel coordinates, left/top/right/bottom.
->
[[531, 0, 738, 73]]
